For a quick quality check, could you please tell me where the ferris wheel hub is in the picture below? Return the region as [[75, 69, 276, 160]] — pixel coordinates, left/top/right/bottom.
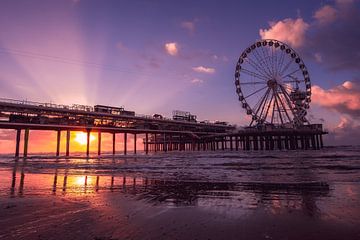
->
[[267, 79, 278, 89]]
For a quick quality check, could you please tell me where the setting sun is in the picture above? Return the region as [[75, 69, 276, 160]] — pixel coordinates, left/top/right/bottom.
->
[[74, 132, 95, 145]]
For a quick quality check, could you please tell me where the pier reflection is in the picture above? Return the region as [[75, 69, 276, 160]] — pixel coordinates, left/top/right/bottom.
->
[[5, 159, 330, 217]]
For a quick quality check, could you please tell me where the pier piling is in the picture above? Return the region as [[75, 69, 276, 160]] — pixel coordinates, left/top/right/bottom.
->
[[15, 129, 21, 157], [23, 128, 29, 157], [56, 130, 61, 157], [66, 130, 70, 156]]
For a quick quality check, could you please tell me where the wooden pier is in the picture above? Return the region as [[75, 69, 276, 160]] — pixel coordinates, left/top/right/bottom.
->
[[0, 98, 327, 157]]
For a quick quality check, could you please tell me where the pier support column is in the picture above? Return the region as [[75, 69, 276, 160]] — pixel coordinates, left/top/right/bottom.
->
[[311, 135, 316, 150], [133, 133, 137, 154], [259, 136, 263, 150], [23, 128, 29, 157], [124, 133, 127, 155], [56, 130, 61, 157], [230, 136, 233, 151], [253, 136, 259, 150], [320, 134, 323, 148], [154, 134, 157, 152], [265, 136, 270, 150], [315, 134, 320, 150], [15, 129, 21, 158], [245, 136, 250, 151], [86, 130, 90, 157], [289, 136, 294, 150], [112, 133, 116, 155], [305, 136, 310, 150], [98, 132, 101, 156], [163, 133, 167, 152], [295, 135, 299, 149], [145, 133, 149, 154], [277, 136, 282, 150], [66, 130, 70, 156], [169, 135, 173, 151], [300, 136, 305, 149], [284, 136, 289, 150], [270, 136, 274, 150]]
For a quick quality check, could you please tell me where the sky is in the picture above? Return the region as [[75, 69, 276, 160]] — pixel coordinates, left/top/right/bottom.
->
[[0, 0, 359, 153]]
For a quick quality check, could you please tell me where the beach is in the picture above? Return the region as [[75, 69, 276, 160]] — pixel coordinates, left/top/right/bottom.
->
[[1, 147, 359, 240]]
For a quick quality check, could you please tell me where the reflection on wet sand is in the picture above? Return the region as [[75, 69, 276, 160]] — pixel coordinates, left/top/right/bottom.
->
[[6, 158, 330, 217]]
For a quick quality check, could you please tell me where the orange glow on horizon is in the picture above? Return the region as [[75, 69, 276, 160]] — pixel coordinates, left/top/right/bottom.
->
[[74, 132, 96, 145], [0, 130, 144, 154]]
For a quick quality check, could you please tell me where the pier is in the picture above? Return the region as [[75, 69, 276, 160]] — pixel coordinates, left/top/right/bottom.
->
[[0, 98, 327, 157]]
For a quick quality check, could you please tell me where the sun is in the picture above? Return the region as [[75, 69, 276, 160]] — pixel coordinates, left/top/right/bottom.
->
[[74, 132, 96, 145]]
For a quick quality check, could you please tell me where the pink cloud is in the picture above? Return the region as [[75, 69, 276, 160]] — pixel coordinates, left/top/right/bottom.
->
[[192, 66, 215, 74], [336, 0, 354, 5], [181, 21, 195, 34], [314, 5, 337, 25], [259, 18, 309, 48], [191, 78, 203, 84], [314, 53, 323, 63], [312, 81, 360, 117], [324, 116, 360, 145], [164, 42, 179, 56]]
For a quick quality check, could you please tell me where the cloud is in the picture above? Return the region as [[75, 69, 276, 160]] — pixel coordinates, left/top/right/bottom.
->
[[336, 0, 354, 5], [191, 78, 203, 84], [116, 41, 128, 51], [314, 5, 337, 25], [259, 18, 309, 47], [324, 116, 360, 145], [309, 1, 360, 71], [312, 81, 360, 117], [192, 66, 215, 74], [259, 1, 359, 72], [314, 52, 322, 63], [164, 42, 179, 56], [181, 21, 195, 34]]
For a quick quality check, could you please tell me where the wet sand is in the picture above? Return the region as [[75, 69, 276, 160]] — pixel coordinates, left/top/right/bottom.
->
[[1, 192, 359, 240], [0, 148, 360, 239]]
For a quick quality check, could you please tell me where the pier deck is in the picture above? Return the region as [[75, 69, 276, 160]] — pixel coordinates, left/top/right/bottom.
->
[[0, 98, 327, 157]]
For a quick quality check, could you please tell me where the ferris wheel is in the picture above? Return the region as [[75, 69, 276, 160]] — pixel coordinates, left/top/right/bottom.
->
[[234, 39, 311, 127]]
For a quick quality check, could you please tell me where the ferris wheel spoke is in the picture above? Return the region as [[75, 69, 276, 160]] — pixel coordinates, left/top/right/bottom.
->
[[273, 90, 285, 124], [278, 85, 298, 121], [259, 47, 275, 77], [275, 49, 280, 76], [244, 57, 272, 79], [254, 88, 271, 120], [277, 50, 286, 75], [282, 83, 294, 92], [264, 93, 274, 123], [240, 68, 268, 81], [254, 49, 271, 78], [253, 87, 270, 110], [270, 47, 276, 76], [283, 79, 305, 83], [273, 48, 278, 75], [277, 92, 292, 123], [271, 92, 277, 124], [279, 58, 294, 76], [282, 68, 301, 78], [244, 86, 268, 99]]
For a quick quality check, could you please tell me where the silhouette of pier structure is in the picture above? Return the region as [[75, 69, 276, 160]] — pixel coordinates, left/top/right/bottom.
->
[[0, 98, 326, 157]]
